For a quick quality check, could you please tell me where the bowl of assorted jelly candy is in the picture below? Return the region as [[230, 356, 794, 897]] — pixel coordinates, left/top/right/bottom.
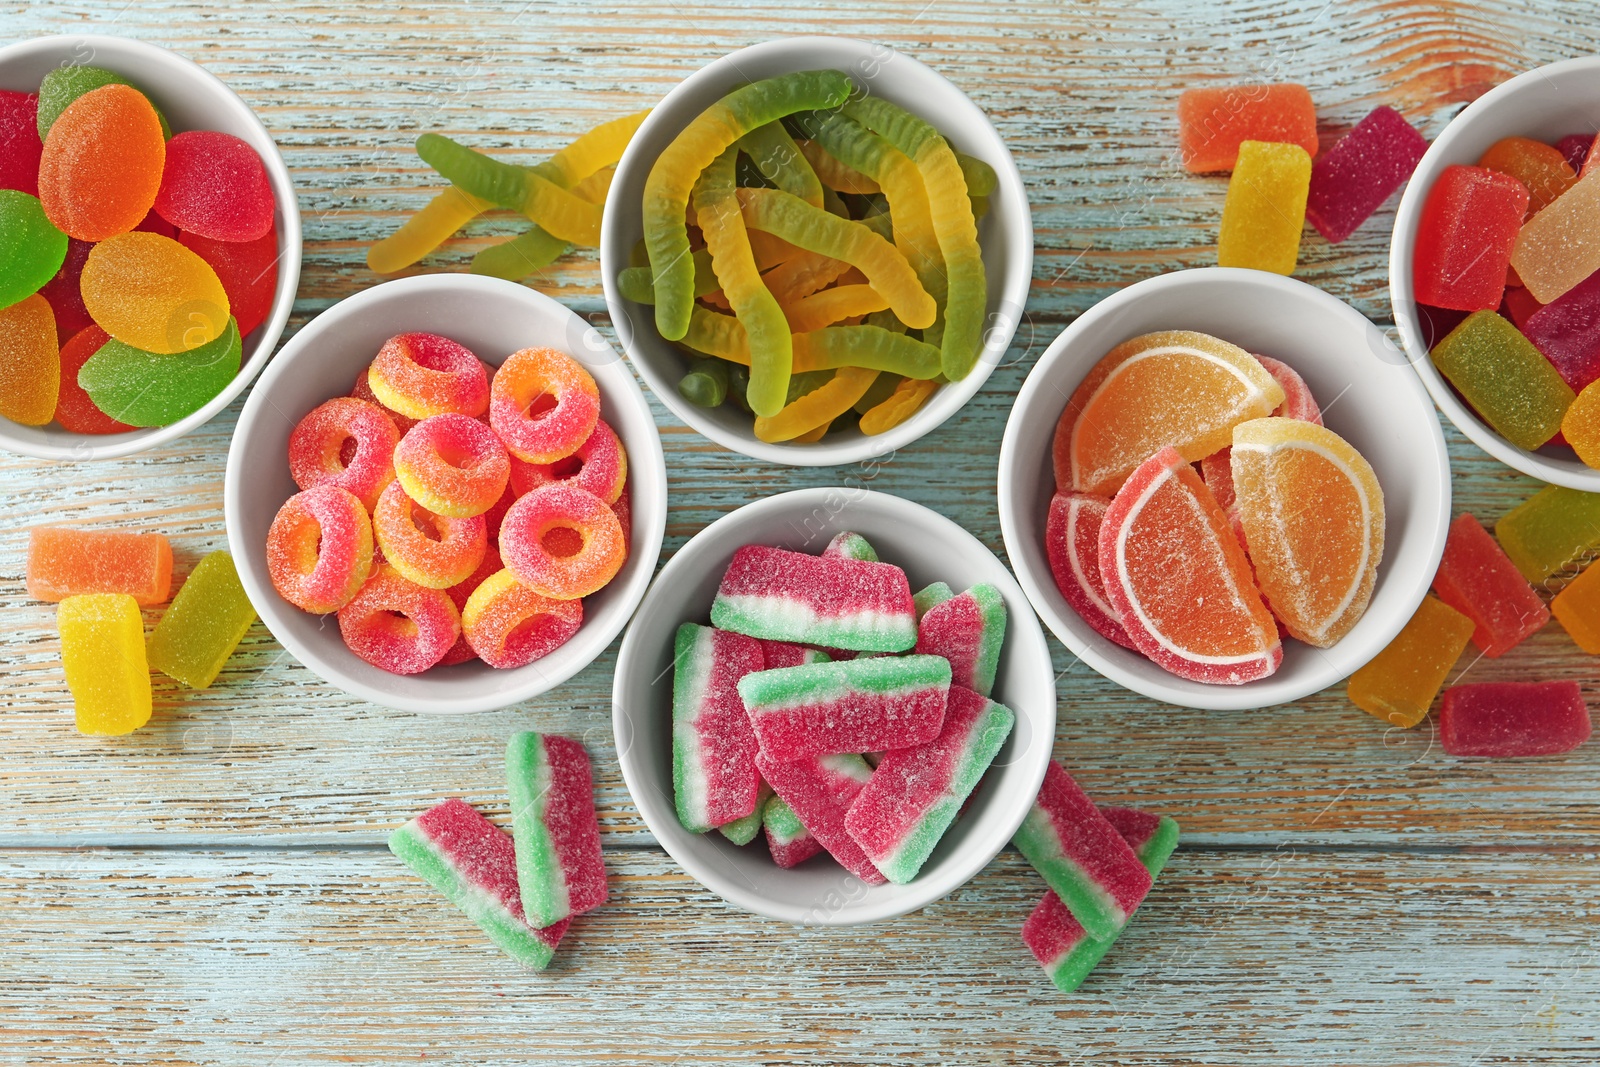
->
[[600, 35, 1033, 467], [612, 486, 1056, 924], [997, 268, 1452, 712], [1392, 55, 1600, 491], [224, 273, 666, 714], [0, 34, 299, 461]]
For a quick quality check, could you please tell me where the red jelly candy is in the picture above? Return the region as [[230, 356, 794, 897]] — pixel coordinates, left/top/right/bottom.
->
[[1306, 106, 1428, 244], [54, 324, 133, 435], [37, 238, 93, 342], [154, 131, 275, 243], [1556, 133, 1593, 172], [1431, 513, 1549, 658], [1523, 270, 1600, 394], [1413, 165, 1530, 312], [0, 90, 42, 196], [180, 222, 279, 336], [1440, 681, 1590, 757]]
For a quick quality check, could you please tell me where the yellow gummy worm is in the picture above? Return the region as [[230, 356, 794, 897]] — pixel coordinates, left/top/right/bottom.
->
[[763, 250, 852, 305], [736, 187, 935, 329], [737, 121, 824, 208], [415, 133, 605, 246], [755, 366, 880, 443], [792, 421, 830, 443], [544, 111, 650, 188], [747, 229, 805, 271], [680, 308, 941, 379], [860, 376, 938, 435], [796, 139, 881, 194], [572, 166, 614, 205], [643, 70, 853, 341], [782, 284, 889, 333], [367, 186, 492, 274], [693, 147, 791, 416]]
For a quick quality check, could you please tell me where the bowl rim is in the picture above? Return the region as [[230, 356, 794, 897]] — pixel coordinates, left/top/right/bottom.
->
[[997, 266, 1453, 712], [1389, 54, 1600, 491], [610, 485, 1057, 926], [223, 273, 668, 714], [0, 32, 302, 462], [599, 34, 1033, 468]]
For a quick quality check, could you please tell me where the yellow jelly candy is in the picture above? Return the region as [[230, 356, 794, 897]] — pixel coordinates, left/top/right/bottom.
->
[[1346, 595, 1473, 728], [0, 294, 60, 426], [58, 593, 152, 736], [1561, 378, 1600, 469], [80, 231, 230, 354], [1218, 141, 1312, 275]]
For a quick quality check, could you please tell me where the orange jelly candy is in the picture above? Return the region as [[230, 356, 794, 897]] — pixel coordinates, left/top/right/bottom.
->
[[1230, 418, 1385, 648], [0, 294, 59, 425], [38, 84, 165, 242], [1477, 137, 1578, 216], [1053, 330, 1284, 497], [80, 232, 231, 354], [27, 526, 173, 605], [1177, 84, 1317, 173]]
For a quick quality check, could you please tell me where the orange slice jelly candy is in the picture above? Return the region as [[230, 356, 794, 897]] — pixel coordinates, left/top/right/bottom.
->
[[1098, 446, 1282, 685], [1230, 418, 1385, 648], [1054, 330, 1284, 496]]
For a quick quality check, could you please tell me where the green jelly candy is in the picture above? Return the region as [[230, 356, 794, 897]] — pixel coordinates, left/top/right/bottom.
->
[[678, 360, 729, 408], [147, 550, 257, 689], [0, 190, 68, 307], [1430, 310, 1575, 450], [79, 317, 242, 426], [38, 65, 171, 140], [1495, 485, 1600, 582]]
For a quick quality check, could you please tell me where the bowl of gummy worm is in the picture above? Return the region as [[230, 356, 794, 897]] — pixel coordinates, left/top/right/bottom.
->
[[14, 34, 1598, 995], [0, 34, 299, 459]]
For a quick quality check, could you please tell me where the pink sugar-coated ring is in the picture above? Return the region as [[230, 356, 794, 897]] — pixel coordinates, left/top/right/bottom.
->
[[482, 482, 516, 542], [440, 543, 502, 666], [508, 418, 629, 504], [461, 569, 584, 669], [366, 332, 490, 420], [611, 479, 631, 556], [337, 565, 461, 675], [489, 346, 600, 464], [288, 397, 400, 511], [352, 366, 418, 435], [498, 483, 627, 601], [372, 480, 488, 590], [265, 485, 375, 614], [394, 413, 511, 519]]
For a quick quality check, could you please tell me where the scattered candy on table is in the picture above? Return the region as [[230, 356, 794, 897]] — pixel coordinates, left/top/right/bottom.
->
[[1217, 140, 1311, 275], [1346, 595, 1474, 729], [146, 550, 257, 690], [27, 526, 173, 605], [1439, 682, 1591, 758], [506, 732, 609, 929], [1431, 513, 1549, 658], [57, 592, 152, 736]]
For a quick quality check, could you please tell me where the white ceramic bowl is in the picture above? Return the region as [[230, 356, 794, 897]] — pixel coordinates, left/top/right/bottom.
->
[[1391, 56, 1600, 490], [0, 34, 301, 462], [612, 487, 1057, 925], [225, 275, 666, 714], [600, 36, 1032, 467], [998, 268, 1452, 712]]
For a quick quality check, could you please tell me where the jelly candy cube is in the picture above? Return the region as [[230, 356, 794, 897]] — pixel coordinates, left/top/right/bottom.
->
[[0, 90, 42, 196], [1177, 84, 1317, 173], [671, 623, 763, 833], [1556, 133, 1593, 171], [1496, 485, 1600, 583], [821, 530, 878, 562], [154, 130, 275, 242], [1523, 270, 1600, 393], [1431, 514, 1549, 657], [1439, 681, 1590, 758], [38, 84, 166, 242], [78, 317, 242, 427], [711, 544, 916, 653], [0, 293, 60, 426], [1501, 286, 1546, 332], [1476, 136, 1577, 216], [1561, 379, 1600, 469], [1412, 165, 1529, 311], [1217, 140, 1312, 275], [80, 231, 230, 354], [1510, 167, 1600, 304], [0, 189, 68, 308], [1552, 559, 1600, 654], [1345, 595, 1473, 728], [1429, 310, 1572, 450], [54, 325, 133, 435], [505, 732, 608, 928], [181, 223, 279, 336], [1305, 106, 1429, 243], [738, 654, 951, 759], [912, 581, 954, 621], [27, 526, 173, 605], [58, 593, 152, 736], [146, 551, 257, 689]]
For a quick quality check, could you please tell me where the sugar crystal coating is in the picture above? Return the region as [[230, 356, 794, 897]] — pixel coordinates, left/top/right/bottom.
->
[[489, 346, 599, 463], [763, 793, 824, 867], [1510, 167, 1600, 304], [38, 84, 165, 242], [671, 623, 765, 833], [1045, 491, 1135, 649], [153, 130, 275, 242], [1439, 682, 1590, 757], [338, 565, 460, 675], [373, 480, 487, 590], [498, 483, 625, 600], [914, 583, 1007, 696], [1431, 513, 1549, 657], [1413, 165, 1528, 311], [1305, 106, 1428, 243], [1429, 310, 1572, 450], [78, 317, 241, 426], [28, 526, 172, 605], [1217, 140, 1311, 275], [1495, 485, 1600, 582], [146, 551, 257, 689], [54, 325, 132, 434], [288, 396, 399, 510], [507, 417, 627, 504], [460, 569, 582, 669], [180, 223, 279, 336], [0, 90, 42, 196], [80, 231, 230, 354], [756, 750, 885, 886], [57, 593, 152, 736], [438, 543, 501, 666], [394, 413, 510, 519], [266, 485, 374, 614], [738, 653, 952, 759], [0, 189, 68, 308], [1552, 558, 1600, 653], [367, 332, 489, 420], [822, 531, 878, 562], [1346, 595, 1472, 728], [1176, 84, 1317, 173], [711, 544, 916, 652], [0, 294, 60, 426]]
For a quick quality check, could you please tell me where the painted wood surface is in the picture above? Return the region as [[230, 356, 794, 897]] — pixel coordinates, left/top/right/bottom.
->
[[1, 0, 1598, 1062]]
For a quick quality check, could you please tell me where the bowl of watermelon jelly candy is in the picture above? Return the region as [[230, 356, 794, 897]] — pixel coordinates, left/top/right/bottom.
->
[[997, 268, 1452, 712], [1391, 56, 1600, 491], [224, 274, 666, 714], [0, 34, 300, 461], [611, 487, 1057, 925], [599, 35, 1033, 467]]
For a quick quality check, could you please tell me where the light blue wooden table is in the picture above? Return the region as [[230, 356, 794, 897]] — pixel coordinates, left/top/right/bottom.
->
[[2, 2, 1597, 1063]]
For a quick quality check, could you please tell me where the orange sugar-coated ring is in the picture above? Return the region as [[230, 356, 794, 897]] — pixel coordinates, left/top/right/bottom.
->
[[507, 418, 628, 504], [265, 485, 374, 614], [351, 365, 418, 434], [497, 483, 626, 600], [337, 565, 461, 675], [366, 332, 490, 420], [462, 569, 584, 669], [488, 346, 600, 464], [372, 480, 487, 589], [393, 413, 511, 519], [439, 542, 502, 666], [288, 397, 400, 511]]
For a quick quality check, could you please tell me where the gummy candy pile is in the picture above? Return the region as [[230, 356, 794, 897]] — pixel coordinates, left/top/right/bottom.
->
[[1410, 129, 1600, 468], [619, 70, 998, 443], [25, 527, 257, 735], [0, 67, 278, 431], [1045, 330, 1385, 686], [265, 333, 630, 676]]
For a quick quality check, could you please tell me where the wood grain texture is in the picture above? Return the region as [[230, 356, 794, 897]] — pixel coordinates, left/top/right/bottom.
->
[[3, 0, 1600, 1061]]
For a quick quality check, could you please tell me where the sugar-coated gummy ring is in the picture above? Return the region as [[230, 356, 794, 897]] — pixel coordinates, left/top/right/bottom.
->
[[372, 480, 488, 590], [337, 565, 461, 675], [366, 332, 490, 420], [498, 483, 626, 600], [439, 543, 502, 666], [265, 485, 375, 614], [507, 418, 628, 504], [351, 366, 417, 434], [394, 413, 511, 519], [288, 397, 400, 510], [462, 569, 584, 669], [489, 346, 600, 464]]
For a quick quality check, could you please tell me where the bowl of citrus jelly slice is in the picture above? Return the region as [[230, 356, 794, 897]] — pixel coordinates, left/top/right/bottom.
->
[[998, 268, 1451, 712], [0, 34, 300, 461], [1390, 55, 1600, 491]]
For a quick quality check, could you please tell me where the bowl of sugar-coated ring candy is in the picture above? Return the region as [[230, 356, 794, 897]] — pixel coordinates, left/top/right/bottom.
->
[[0, 34, 300, 461], [224, 274, 667, 713], [997, 268, 1454, 712], [600, 35, 1033, 467]]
